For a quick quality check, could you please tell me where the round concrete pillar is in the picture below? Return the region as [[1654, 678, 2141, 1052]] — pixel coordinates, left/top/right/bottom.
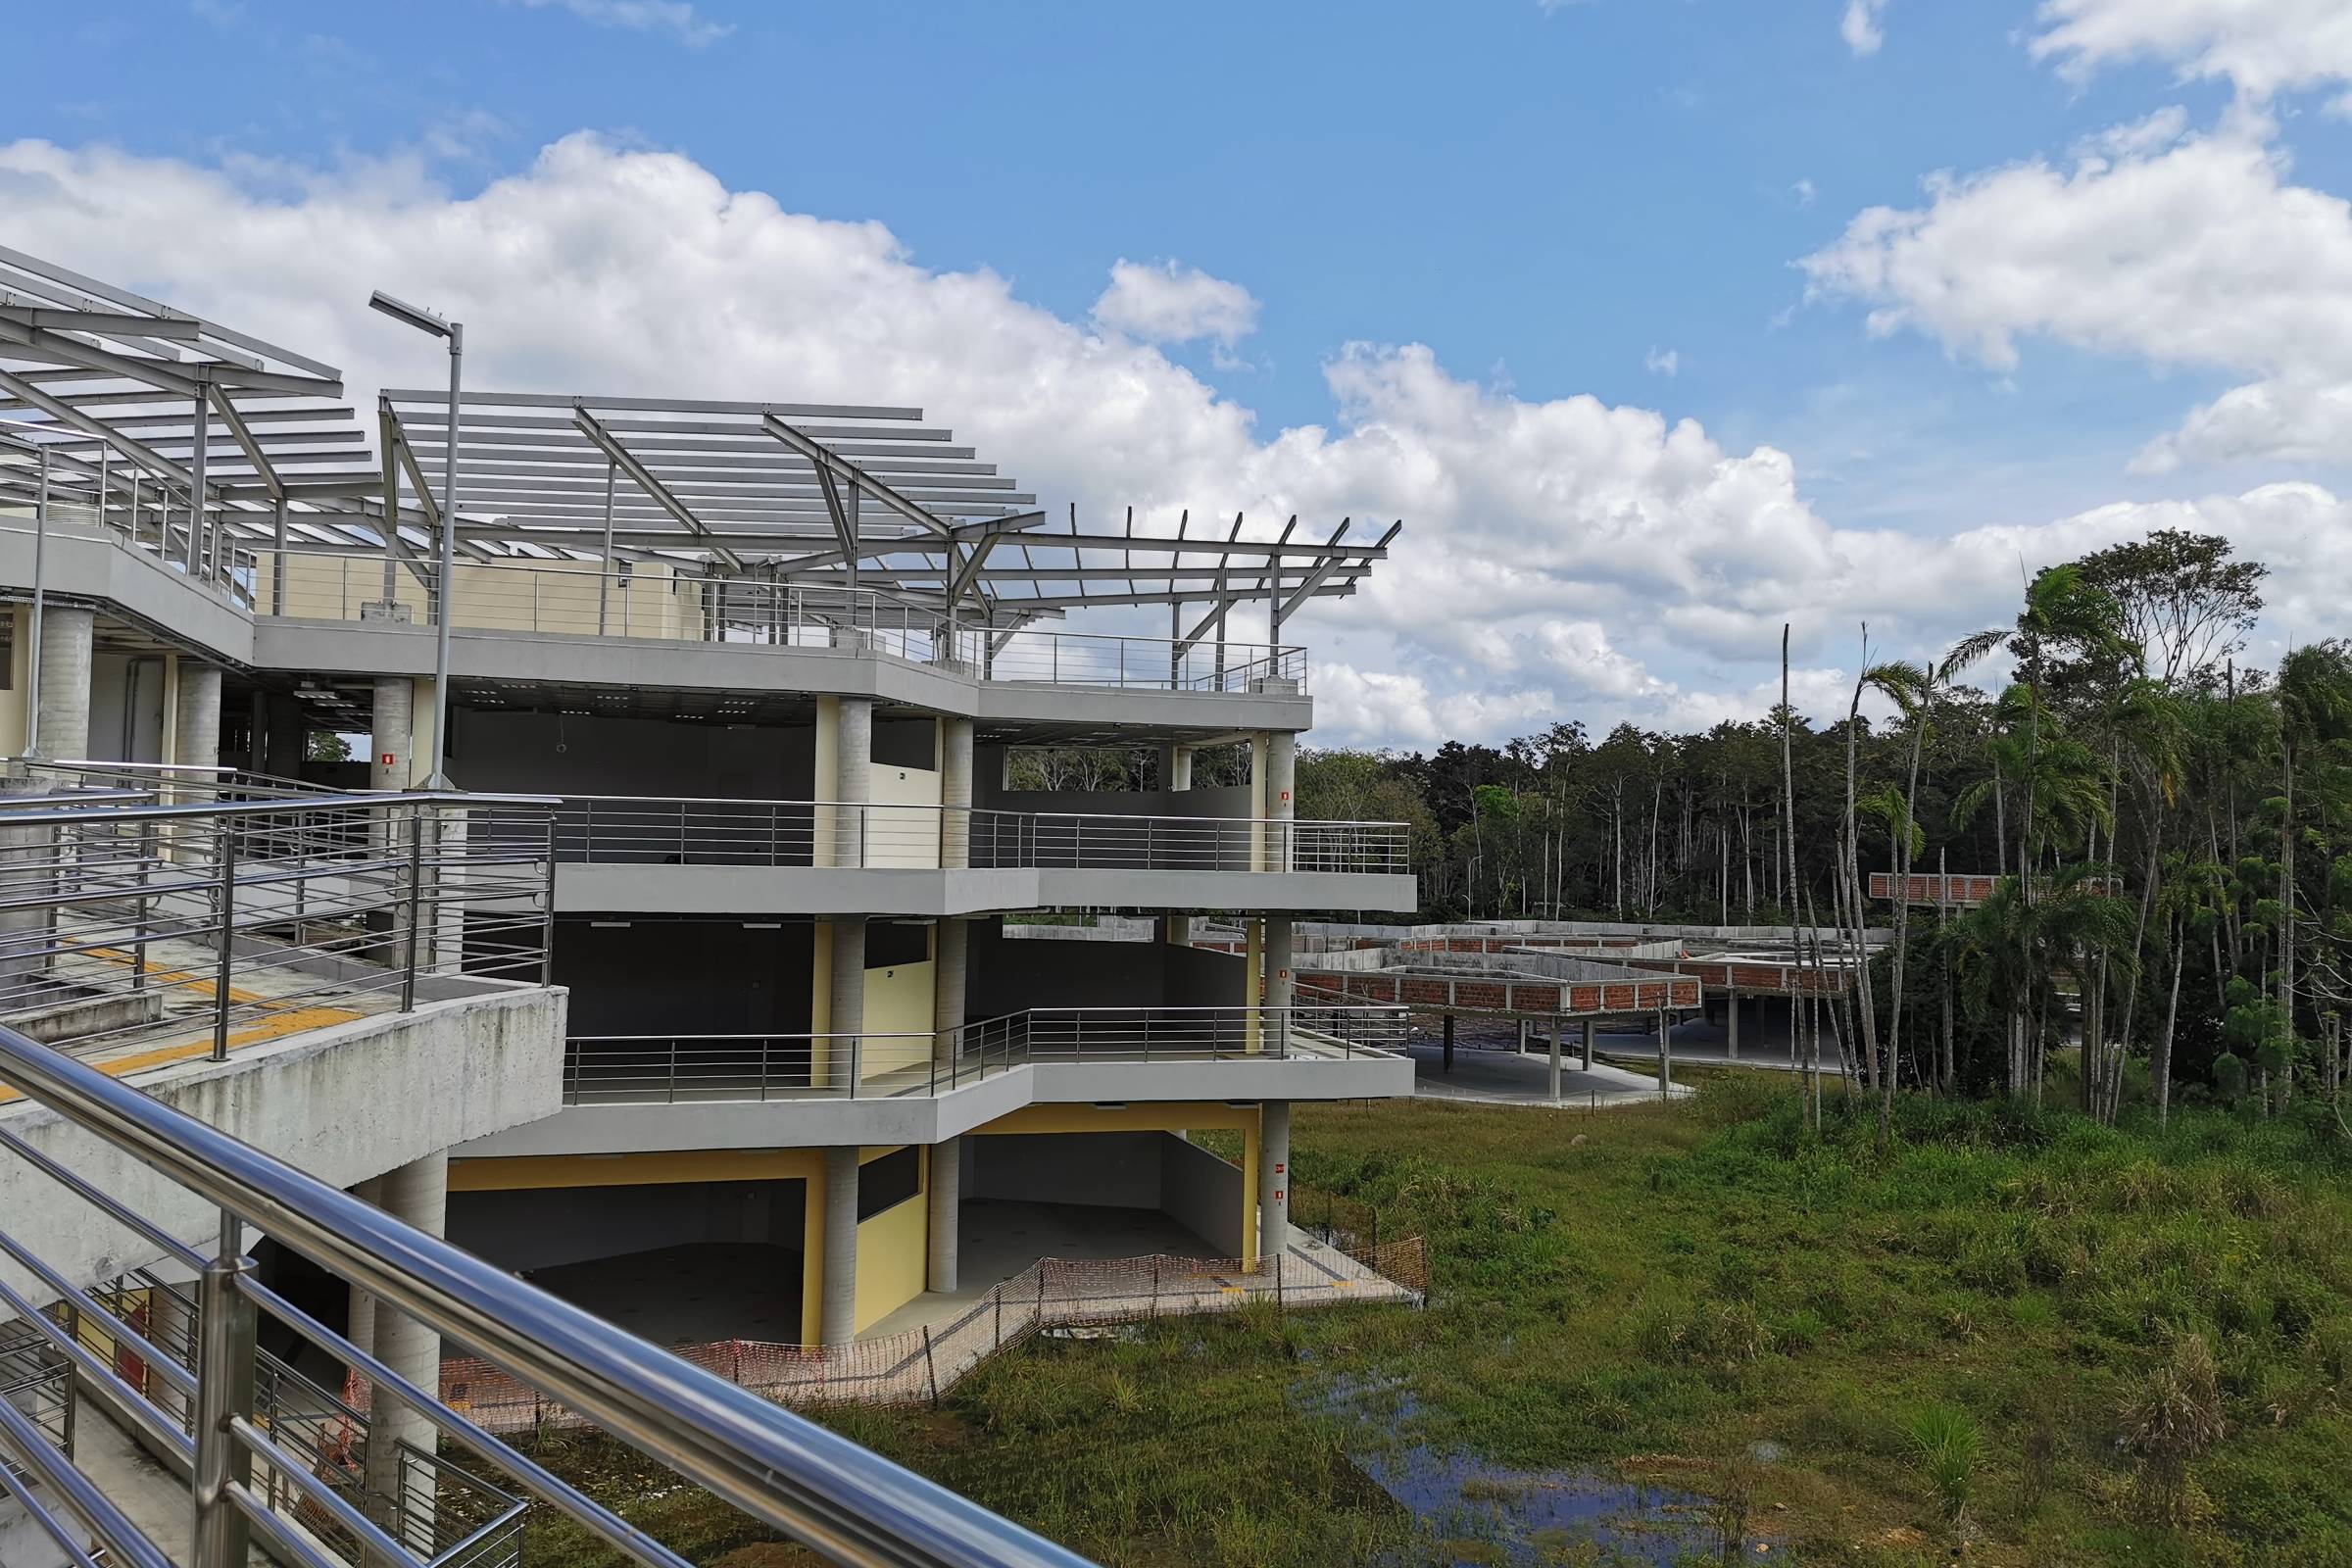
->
[[1265, 731, 1297, 869], [30, 605, 93, 761], [370, 676, 414, 793], [366, 1152, 447, 1545], [172, 662, 222, 776], [828, 917, 866, 1091], [1257, 1102, 1291, 1270], [932, 917, 967, 1073], [821, 1146, 859, 1346], [1264, 915, 1294, 1054], [940, 717, 973, 869], [836, 698, 872, 867], [926, 1138, 960, 1294]]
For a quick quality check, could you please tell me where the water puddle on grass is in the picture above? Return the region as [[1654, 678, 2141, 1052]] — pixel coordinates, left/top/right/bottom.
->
[[1305, 1376, 1725, 1566]]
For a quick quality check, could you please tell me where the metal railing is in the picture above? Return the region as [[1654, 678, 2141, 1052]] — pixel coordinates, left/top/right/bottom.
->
[[77, 1267, 526, 1568], [564, 1032, 941, 1104], [237, 546, 1305, 693], [560, 1004, 1409, 1105], [486, 794, 1408, 875], [0, 785, 556, 1062], [0, 1021, 1100, 1568]]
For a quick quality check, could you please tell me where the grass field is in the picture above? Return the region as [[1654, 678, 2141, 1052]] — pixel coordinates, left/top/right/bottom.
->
[[524, 1081, 2352, 1566]]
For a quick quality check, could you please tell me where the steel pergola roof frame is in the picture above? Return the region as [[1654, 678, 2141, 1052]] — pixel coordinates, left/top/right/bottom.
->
[[1, 246, 1399, 639]]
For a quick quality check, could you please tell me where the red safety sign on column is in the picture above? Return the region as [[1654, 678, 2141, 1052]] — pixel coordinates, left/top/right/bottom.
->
[[380, 754, 395, 766]]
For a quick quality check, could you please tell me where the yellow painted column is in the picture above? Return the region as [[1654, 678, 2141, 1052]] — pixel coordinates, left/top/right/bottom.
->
[[812, 697, 840, 866], [1244, 918, 1264, 1054], [809, 921, 833, 1086], [801, 1161, 828, 1348], [1241, 1108, 1262, 1271]]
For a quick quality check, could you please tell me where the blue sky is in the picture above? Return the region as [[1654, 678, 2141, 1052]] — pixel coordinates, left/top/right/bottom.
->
[[13, 2, 2352, 745]]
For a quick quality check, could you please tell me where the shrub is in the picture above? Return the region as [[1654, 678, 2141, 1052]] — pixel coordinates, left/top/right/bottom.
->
[[2120, 1334, 2228, 1528], [1906, 1400, 1983, 1521]]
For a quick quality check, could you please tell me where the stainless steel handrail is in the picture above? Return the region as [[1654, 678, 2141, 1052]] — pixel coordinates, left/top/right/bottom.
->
[[0, 1024, 1096, 1568]]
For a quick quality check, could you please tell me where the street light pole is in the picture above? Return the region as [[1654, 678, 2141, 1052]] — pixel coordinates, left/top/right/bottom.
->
[[368, 290, 463, 788]]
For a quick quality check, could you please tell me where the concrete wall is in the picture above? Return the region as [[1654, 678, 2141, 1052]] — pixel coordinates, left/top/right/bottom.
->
[[968, 1131, 1166, 1209], [450, 1176, 807, 1274], [1159, 1134, 1246, 1255], [452, 709, 816, 801], [85, 651, 169, 763], [965, 921, 1245, 1018], [553, 917, 811, 1036], [0, 988, 565, 1304]]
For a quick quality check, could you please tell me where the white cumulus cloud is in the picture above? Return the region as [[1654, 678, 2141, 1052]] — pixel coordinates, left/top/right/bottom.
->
[[504, 0, 732, 48], [1842, 0, 1890, 57], [1801, 119, 2352, 471], [1092, 258, 1259, 348], [2032, 0, 2352, 101], [5, 131, 2346, 747]]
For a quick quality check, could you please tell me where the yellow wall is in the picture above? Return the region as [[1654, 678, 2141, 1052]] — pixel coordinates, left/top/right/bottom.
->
[[0, 607, 28, 755], [862, 950, 935, 1083], [866, 760, 944, 867], [260, 553, 696, 640], [854, 1145, 929, 1333]]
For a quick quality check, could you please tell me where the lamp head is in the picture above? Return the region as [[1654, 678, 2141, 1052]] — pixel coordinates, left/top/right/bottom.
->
[[368, 290, 454, 339]]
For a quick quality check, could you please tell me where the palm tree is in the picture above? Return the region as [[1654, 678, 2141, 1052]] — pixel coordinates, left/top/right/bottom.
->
[[1946, 564, 2134, 904], [2272, 642, 2352, 1098]]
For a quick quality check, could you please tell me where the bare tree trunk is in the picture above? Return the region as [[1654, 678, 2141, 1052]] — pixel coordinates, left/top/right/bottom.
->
[[1782, 625, 1806, 1129], [1843, 638, 1886, 1147]]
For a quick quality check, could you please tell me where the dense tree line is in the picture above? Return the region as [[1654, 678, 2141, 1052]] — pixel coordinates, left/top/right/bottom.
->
[[1296, 531, 2352, 1121]]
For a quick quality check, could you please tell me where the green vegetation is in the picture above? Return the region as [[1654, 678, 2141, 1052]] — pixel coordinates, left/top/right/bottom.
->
[[522, 1080, 2352, 1566]]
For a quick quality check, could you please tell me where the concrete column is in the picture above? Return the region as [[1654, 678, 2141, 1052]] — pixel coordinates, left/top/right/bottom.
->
[[1548, 1016, 1563, 1102], [370, 676, 414, 792], [1516, 1018, 1530, 1054], [926, 1138, 959, 1294], [821, 1146, 859, 1346], [1265, 914, 1294, 1055], [828, 916, 865, 1091], [1257, 1102, 1290, 1271], [1582, 1018, 1596, 1071], [932, 917, 966, 1073], [1658, 1010, 1674, 1101], [366, 1152, 447, 1545], [1157, 743, 1193, 792], [836, 697, 872, 867], [1165, 911, 1192, 947], [1726, 992, 1740, 1060], [30, 605, 93, 761], [347, 1177, 382, 1359], [940, 716, 973, 869], [1265, 730, 1298, 870], [172, 662, 221, 776]]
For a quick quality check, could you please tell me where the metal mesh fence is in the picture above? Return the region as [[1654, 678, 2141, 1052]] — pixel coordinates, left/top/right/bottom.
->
[[368, 1239, 1426, 1433]]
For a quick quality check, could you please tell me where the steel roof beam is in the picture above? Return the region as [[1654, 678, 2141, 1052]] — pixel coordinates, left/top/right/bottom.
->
[[570, 406, 742, 571], [760, 414, 955, 540]]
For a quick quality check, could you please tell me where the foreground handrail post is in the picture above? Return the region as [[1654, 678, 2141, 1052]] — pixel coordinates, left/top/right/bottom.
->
[[540, 821, 558, 985], [209, 825, 237, 1062], [400, 806, 425, 1012], [133, 817, 156, 991], [191, 1246, 258, 1568]]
